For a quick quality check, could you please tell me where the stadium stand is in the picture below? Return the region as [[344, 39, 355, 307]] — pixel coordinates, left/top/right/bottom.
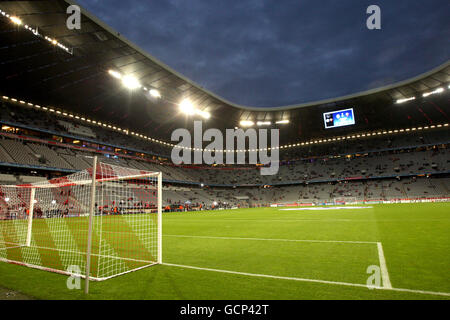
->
[[0, 132, 448, 209], [57, 120, 97, 138], [0, 139, 42, 166], [0, 67, 449, 210]]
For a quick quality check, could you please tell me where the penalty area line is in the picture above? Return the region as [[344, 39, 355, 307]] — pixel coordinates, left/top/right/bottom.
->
[[162, 263, 450, 297], [377, 242, 392, 289]]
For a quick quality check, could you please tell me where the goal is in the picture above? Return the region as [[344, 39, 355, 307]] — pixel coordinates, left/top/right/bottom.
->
[[333, 196, 358, 205], [0, 157, 162, 291]]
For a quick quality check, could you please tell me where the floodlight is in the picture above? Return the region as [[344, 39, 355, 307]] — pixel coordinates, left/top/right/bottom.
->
[[257, 121, 271, 126], [423, 87, 444, 97], [149, 89, 161, 98], [179, 99, 195, 115], [122, 75, 141, 90], [396, 97, 415, 104], [240, 120, 254, 127], [10, 16, 22, 25], [108, 70, 122, 79], [276, 119, 290, 124], [196, 110, 211, 119]]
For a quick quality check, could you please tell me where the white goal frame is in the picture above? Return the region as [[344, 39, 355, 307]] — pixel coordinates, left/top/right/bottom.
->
[[0, 156, 163, 293], [333, 196, 358, 205]]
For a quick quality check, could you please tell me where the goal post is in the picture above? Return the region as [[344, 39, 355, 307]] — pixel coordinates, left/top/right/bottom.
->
[[0, 161, 163, 289], [157, 171, 162, 265], [84, 155, 97, 294], [26, 187, 35, 247]]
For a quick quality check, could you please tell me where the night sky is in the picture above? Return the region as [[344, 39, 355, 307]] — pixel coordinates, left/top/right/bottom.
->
[[77, 0, 450, 108]]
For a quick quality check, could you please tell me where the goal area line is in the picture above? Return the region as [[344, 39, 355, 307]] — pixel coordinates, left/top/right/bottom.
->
[[164, 234, 390, 285], [162, 234, 449, 297], [162, 263, 450, 298], [166, 236, 393, 289]]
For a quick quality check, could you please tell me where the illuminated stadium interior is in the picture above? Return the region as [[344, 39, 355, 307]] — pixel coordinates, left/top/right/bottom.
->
[[0, 0, 448, 302]]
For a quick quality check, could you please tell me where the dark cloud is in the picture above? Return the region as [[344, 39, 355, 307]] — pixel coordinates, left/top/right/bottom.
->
[[77, 0, 450, 107]]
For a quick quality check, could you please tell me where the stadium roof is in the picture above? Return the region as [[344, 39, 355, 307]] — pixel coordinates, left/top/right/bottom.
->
[[0, 0, 449, 145]]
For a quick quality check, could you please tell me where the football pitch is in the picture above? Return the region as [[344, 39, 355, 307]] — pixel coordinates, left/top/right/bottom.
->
[[0, 203, 449, 300]]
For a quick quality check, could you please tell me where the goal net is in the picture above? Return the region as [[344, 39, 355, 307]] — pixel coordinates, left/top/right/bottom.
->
[[333, 197, 358, 205], [0, 159, 162, 283]]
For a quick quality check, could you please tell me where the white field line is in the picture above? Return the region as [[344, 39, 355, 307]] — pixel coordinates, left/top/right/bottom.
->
[[164, 235, 450, 297], [377, 242, 392, 289], [164, 234, 377, 245], [167, 218, 450, 222], [279, 206, 372, 211], [162, 263, 450, 297], [168, 219, 364, 222]]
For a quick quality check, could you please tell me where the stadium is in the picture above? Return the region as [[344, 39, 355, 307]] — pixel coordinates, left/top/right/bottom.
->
[[0, 0, 449, 302]]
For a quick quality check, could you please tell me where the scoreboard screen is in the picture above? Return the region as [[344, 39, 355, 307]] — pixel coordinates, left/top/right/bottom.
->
[[323, 108, 355, 129]]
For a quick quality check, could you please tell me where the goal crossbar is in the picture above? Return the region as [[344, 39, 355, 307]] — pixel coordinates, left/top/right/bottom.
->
[[1, 172, 160, 189]]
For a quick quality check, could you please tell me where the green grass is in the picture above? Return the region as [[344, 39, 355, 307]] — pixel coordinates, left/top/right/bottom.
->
[[0, 203, 449, 299], [0, 285, 34, 300]]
